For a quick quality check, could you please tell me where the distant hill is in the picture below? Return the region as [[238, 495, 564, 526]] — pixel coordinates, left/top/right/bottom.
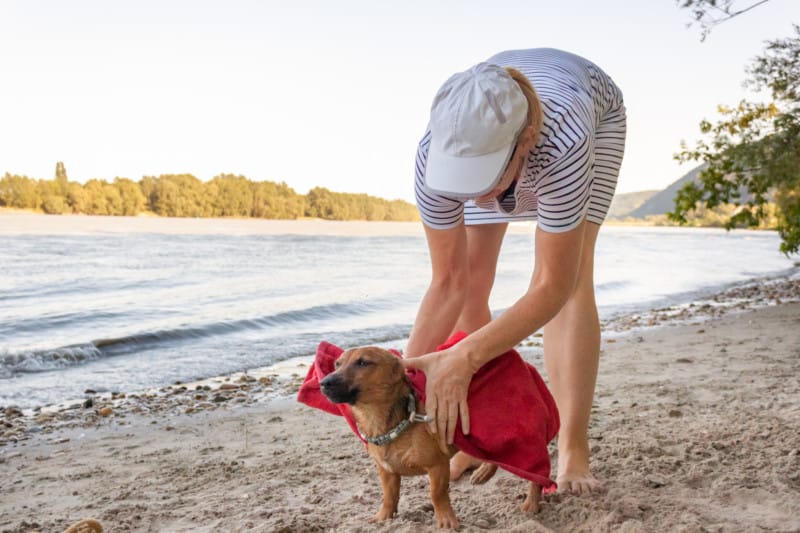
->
[[608, 164, 774, 228], [626, 164, 706, 219], [607, 190, 660, 219]]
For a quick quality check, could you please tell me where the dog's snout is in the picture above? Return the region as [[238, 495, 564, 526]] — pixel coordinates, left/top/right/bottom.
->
[[320, 373, 341, 389], [320, 371, 359, 405]]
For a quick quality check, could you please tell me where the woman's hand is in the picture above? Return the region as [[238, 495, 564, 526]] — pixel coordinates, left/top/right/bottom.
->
[[402, 347, 476, 453]]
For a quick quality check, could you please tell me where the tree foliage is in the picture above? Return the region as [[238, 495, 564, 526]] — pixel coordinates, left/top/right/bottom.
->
[[0, 165, 419, 222], [672, 24, 800, 254], [304, 187, 418, 221], [679, 0, 771, 41], [0, 174, 41, 210]]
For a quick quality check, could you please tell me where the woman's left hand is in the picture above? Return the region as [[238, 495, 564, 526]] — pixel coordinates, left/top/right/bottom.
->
[[401, 347, 475, 453]]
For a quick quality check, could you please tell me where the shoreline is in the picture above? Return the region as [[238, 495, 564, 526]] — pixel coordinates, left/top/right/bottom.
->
[[2, 275, 800, 531], [2, 268, 799, 447], [0, 210, 785, 237], [0, 210, 427, 237]]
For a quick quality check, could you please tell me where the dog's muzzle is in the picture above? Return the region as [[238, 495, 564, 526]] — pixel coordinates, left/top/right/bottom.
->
[[320, 373, 360, 405]]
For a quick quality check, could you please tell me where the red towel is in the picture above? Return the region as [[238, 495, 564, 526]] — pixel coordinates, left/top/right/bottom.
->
[[297, 331, 559, 490]]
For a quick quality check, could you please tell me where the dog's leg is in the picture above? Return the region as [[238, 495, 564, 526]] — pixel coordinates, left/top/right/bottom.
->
[[373, 464, 401, 522], [521, 482, 541, 513], [428, 462, 458, 529]]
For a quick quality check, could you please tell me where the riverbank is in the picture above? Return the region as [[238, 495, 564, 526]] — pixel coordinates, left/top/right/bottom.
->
[[2, 275, 799, 532], [0, 210, 427, 236]]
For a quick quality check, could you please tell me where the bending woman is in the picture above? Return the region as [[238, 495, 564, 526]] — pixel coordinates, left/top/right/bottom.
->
[[402, 48, 626, 494]]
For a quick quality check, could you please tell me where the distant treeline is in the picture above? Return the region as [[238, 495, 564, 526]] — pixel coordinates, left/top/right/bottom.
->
[[613, 203, 780, 229], [0, 164, 419, 222]]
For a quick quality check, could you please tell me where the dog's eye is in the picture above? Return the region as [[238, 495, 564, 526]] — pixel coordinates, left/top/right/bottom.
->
[[356, 358, 372, 367], [334, 359, 342, 368]]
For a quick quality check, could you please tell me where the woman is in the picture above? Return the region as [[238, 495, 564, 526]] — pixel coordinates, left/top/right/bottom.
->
[[402, 48, 626, 494]]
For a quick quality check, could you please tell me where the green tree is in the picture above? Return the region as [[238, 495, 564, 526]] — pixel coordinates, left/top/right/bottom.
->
[[251, 180, 306, 219], [37, 179, 69, 214], [143, 174, 206, 217], [83, 179, 110, 215], [113, 177, 146, 215], [103, 182, 123, 215], [305, 186, 419, 222], [305, 187, 338, 219], [672, 24, 800, 254], [41, 194, 68, 214], [0, 174, 41, 209], [386, 199, 420, 221], [66, 182, 91, 214], [139, 176, 158, 211], [207, 174, 253, 217], [54, 161, 69, 196], [679, 0, 771, 41]]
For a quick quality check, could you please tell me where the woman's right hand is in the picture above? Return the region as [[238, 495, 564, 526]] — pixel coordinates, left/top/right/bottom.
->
[[401, 346, 476, 453]]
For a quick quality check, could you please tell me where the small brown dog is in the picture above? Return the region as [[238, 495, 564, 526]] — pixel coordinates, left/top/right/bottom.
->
[[320, 346, 541, 529]]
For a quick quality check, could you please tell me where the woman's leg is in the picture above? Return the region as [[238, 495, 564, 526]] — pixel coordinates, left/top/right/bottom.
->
[[543, 220, 602, 494], [546, 101, 624, 493], [449, 222, 508, 480], [452, 222, 508, 333]]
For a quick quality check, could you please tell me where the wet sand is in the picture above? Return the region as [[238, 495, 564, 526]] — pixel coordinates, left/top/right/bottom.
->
[[2, 273, 799, 532]]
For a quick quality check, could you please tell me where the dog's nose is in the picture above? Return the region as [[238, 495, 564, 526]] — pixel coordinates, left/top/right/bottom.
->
[[320, 374, 340, 390]]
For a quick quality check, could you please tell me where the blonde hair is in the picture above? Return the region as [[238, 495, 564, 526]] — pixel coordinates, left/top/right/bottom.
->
[[505, 67, 543, 145]]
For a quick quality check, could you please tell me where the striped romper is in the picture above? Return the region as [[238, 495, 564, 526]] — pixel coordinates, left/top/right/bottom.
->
[[415, 48, 627, 233]]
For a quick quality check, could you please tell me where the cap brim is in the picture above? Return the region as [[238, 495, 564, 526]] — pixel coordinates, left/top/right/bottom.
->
[[423, 142, 515, 199]]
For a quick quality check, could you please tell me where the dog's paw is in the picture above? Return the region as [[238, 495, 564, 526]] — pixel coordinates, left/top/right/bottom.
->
[[520, 483, 541, 513], [435, 508, 459, 529], [372, 507, 397, 522], [63, 519, 103, 533]]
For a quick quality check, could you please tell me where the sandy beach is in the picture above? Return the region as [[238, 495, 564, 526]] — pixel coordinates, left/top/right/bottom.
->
[[2, 273, 800, 532], [0, 211, 430, 237]]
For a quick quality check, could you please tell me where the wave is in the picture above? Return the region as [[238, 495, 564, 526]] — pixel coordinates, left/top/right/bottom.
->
[[0, 310, 132, 337], [0, 298, 395, 376], [0, 344, 103, 377], [596, 280, 633, 292]]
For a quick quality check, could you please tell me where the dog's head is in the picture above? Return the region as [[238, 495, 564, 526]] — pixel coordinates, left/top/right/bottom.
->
[[320, 346, 405, 406]]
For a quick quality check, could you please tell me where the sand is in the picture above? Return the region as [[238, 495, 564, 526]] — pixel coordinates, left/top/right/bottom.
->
[[2, 276, 800, 532], [0, 211, 429, 237]]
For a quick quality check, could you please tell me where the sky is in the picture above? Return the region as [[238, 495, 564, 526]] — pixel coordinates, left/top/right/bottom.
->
[[1, 0, 799, 203]]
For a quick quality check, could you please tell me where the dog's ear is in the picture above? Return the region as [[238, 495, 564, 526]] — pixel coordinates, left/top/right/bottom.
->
[[382, 351, 406, 384]]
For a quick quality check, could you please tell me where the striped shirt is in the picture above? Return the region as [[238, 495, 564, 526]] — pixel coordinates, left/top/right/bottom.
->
[[415, 48, 626, 233]]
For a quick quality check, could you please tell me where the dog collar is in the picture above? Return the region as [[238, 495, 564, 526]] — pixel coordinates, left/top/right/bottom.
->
[[358, 393, 432, 446]]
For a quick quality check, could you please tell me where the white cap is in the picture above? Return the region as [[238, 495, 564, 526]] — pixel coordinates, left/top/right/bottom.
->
[[423, 62, 528, 199]]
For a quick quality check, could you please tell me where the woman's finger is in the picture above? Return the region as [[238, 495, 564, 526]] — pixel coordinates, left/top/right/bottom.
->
[[446, 401, 459, 445], [436, 402, 449, 444], [459, 396, 470, 436], [426, 389, 438, 435], [437, 416, 449, 454], [400, 354, 426, 370]]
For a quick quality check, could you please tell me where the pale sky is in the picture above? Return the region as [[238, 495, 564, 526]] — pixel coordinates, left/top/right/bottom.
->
[[1, 0, 798, 202]]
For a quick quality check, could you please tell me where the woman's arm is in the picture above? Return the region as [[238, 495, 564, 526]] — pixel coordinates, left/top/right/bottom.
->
[[404, 221, 588, 450], [461, 222, 587, 368], [404, 223, 469, 357]]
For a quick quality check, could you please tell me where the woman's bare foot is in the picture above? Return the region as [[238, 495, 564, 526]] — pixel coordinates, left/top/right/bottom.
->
[[556, 444, 604, 495], [450, 452, 498, 484], [556, 471, 603, 495], [469, 462, 497, 484], [449, 451, 483, 481]]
